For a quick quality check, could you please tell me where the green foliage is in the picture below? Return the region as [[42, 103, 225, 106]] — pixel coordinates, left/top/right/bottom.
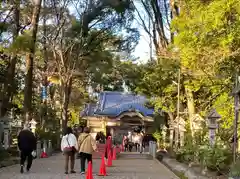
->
[[213, 92, 234, 129], [229, 160, 240, 177], [153, 130, 162, 142], [176, 128, 233, 172], [199, 144, 232, 171], [10, 32, 34, 53], [136, 59, 179, 114], [172, 0, 240, 69], [176, 132, 196, 163], [0, 149, 10, 160], [177, 172, 188, 179]]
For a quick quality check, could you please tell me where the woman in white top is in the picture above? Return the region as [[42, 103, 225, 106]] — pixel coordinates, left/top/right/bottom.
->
[[61, 127, 78, 174]]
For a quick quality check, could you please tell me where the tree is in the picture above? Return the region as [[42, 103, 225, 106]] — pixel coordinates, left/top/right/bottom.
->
[[171, 0, 240, 131], [23, 0, 42, 122], [34, 0, 139, 130], [136, 59, 180, 123], [0, 0, 20, 117]]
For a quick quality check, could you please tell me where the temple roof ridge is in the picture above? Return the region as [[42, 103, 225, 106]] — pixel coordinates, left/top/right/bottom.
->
[[81, 91, 154, 118]]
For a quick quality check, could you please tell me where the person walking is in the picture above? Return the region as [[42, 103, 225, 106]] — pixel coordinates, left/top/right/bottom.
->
[[17, 124, 37, 173], [104, 132, 112, 163], [61, 127, 78, 174], [78, 127, 98, 174]]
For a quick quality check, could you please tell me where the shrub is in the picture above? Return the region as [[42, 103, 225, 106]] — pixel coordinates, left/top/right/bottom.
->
[[175, 135, 232, 173], [198, 144, 232, 171], [175, 133, 196, 163], [0, 149, 10, 160], [7, 147, 19, 157], [229, 160, 240, 178], [175, 147, 195, 163]]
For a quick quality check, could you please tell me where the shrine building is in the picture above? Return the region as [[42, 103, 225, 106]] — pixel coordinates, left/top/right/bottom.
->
[[80, 91, 154, 138]]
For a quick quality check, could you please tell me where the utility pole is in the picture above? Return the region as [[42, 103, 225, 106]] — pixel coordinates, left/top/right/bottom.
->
[[176, 69, 181, 148], [233, 73, 239, 163]]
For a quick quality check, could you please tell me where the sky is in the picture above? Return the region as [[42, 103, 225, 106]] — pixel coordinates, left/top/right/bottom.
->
[[131, 2, 154, 64], [133, 29, 151, 64]]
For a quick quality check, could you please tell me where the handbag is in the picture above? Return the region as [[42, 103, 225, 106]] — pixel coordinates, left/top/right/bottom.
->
[[63, 135, 73, 153], [31, 151, 37, 159]]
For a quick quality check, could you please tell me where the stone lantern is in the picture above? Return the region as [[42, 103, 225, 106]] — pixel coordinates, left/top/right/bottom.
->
[[178, 117, 186, 147], [206, 109, 221, 146], [168, 120, 175, 148], [161, 125, 167, 148], [30, 118, 37, 134], [192, 114, 204, 131], [0, 116, 10, 149]]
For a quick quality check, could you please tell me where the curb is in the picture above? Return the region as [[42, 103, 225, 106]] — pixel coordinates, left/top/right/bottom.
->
[[153, 157, 180, 179], [159, 157, 209, 179]]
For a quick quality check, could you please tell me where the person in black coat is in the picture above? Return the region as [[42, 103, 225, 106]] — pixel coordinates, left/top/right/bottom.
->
[[17, 124, 37, 173]]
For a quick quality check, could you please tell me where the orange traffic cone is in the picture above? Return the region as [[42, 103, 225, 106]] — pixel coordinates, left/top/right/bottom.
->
[[86, 161, 93, 179], [98, 155, 107, 176], [40, 151, 48, 158], [107, 150, 112, 167], [112, 147, 116, 160]]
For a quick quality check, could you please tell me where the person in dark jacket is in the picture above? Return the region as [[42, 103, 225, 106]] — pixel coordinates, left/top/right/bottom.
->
[[17, 124, 37, 173]]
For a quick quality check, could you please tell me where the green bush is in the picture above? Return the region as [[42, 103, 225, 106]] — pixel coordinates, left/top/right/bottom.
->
[[175, 147, 195, 163], [7, 147, 19, 157], [198, 144, 232, 171], [175, 132, 196, 163], [229, 160, 240, 177], [176, 139, 232, 172], [0, 149, 10, 160]]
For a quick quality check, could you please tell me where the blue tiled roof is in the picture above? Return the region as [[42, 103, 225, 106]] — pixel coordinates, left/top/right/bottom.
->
[[94, 91, 154, 117]]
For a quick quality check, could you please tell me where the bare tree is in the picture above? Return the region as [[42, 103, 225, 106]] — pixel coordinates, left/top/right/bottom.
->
[[133, 0, 177, 58]]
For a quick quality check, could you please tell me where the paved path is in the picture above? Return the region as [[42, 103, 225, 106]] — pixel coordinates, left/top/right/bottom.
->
[[0, 153, 178, 179]]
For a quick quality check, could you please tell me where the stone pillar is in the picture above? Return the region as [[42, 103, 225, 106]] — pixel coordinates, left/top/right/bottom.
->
[[169, 128, 174, 148], [3, 123, 9, 150], [3, 129, 9, 149], [180, 131, 185, 147], [43, 140, 47, 153], [36, 141, 41, 158], [149, 141, 153, 155], [48, 140, 52, 156], [174, 128, 178, 147], [152, 142, 156, 158], [209, 128, 216, 146], [161, 125, 167, 148]]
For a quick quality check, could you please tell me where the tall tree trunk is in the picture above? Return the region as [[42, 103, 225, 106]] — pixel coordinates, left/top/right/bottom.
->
[[40, 0, 48, 129], [61, 77, 73, 131], [168, 112, 175, 123], [24, 0, 42, 122], [0, 0, 20, 117], [170, 0, 180, 17], [169, 0, 180, 43], [185, 87, 195, 136], [150, 0, 168, 50]]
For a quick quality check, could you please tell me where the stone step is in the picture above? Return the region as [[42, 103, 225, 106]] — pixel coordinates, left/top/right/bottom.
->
[[118, 152, 152, 160]]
